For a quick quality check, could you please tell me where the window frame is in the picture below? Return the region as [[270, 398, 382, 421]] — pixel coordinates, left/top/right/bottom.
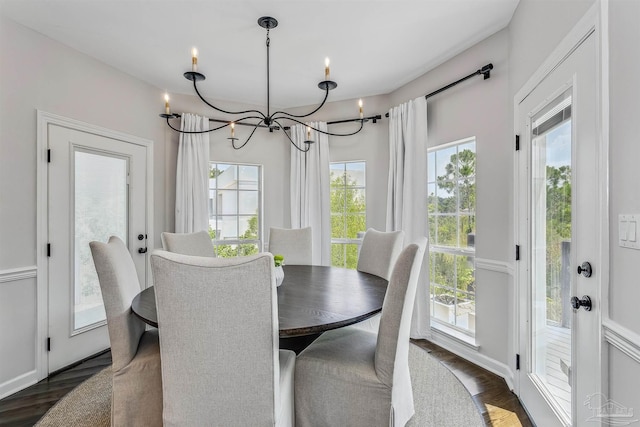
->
[[208, 162, 263, 257], [329, 160, 367, 269], [428, 137, 477, 337]]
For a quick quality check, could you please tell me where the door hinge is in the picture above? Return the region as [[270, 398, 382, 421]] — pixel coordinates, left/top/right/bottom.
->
[[47, 149, 51, 163], [47, 243, 51, 257], [515, 245, 520, 261], [47, 337, 51, 352], [516, 353, 520, 370], [515, 135, 520, 151]]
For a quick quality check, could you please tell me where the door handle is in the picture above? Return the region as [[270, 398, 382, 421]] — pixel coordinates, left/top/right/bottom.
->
[[138, 247, 148, 254], [577, 261, 592, 278], [571, 295, 592, 311]]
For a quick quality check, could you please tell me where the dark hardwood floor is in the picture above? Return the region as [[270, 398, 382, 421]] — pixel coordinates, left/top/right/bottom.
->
[[0, 340, 531, 426]]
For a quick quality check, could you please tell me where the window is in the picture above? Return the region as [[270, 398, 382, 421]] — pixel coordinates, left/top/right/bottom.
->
[[208, 163, 262, 258], [428, 138, 476, 335], [330, 161, 366, 269]]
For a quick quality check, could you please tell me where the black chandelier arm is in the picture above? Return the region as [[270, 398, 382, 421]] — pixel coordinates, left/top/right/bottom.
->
[[281, 116, 365, 137], [165, 117, 229, 134], [191, 78, 267, 119], [269, 85, 330, 120], [274, 119, 311, 153], [231, 125, 260, 150]]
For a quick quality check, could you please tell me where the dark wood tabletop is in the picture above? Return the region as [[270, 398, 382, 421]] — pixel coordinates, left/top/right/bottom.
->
[[131, 264, 388, 337]]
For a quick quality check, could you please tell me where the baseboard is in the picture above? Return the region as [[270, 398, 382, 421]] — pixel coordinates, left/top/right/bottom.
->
[[0, 369, 38, 400], [428, 330, 515, 391]]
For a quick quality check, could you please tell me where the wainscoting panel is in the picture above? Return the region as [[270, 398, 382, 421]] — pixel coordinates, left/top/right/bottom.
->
[[0, 266, 38, 399], [603, 319, 640, 364]]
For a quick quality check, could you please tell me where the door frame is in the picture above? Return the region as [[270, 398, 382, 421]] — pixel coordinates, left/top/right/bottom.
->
[[512, 2, 609, 423], [36, 110, 154, 380]]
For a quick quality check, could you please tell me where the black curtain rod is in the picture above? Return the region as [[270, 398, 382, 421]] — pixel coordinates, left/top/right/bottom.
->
[[384, 63, 493, 118], [172, 114, 382, 130]]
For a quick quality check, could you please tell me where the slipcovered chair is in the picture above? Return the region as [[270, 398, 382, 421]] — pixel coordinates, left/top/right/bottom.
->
[[268, 226, 312, 265], [150, 250, 295, 426], [352, 228, 405, 332], [295, 238, 426, 427], [89, 236, 162, 427], [160, 230, 216, 257]]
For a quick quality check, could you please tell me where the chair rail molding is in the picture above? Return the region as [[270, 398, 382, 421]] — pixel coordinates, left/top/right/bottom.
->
[[475, 258, 513, 276], [603, 319, 640, 364], [0, 266, 37, 284]]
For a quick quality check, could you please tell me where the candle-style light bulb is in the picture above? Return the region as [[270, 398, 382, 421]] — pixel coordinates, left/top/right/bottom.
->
[[306, 126, 312, 140], [358, 99, 363, 119], [324, 57, 330, 80], [191, 47, 199, 72], [230, 122, 235, 138], [164, 93, 171, 115]]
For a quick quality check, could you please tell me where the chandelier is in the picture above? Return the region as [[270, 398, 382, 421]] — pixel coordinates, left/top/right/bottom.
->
[[160, 16, 376, 152]]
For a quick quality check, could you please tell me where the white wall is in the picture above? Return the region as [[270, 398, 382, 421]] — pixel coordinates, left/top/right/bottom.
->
[[606, 0, 640, 409], [0, 15, 168, 395]]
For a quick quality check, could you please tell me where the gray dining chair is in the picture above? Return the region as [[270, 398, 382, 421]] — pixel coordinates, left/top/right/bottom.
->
[[150, 250, 295, 427], [160, 230, 216, 257], [268, 226, 312, 265], [295, 238, 426, 427], [352, 228, 405, 332], [89, 236, 162, 427]]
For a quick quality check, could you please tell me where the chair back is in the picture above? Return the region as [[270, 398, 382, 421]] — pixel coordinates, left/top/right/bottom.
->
[[89, 236, 146, 372], [268, 227, 312, 265], [150, 250, 280, 426], [160, 230, 216, 257], [357, 228, 405, 280], [375, 238, 426, 416]]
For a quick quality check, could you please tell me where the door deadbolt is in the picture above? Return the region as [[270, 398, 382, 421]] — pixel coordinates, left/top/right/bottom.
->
[[577, 261, 592, 278]]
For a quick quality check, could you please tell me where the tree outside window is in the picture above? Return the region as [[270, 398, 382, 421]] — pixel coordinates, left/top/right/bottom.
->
[[428, 139, 476, 335], [330, 161, 366, 269]]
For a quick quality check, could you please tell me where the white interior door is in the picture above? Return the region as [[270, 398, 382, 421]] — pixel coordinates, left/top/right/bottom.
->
[[515, 29, 601, 426], [47, 124, 149, 373]]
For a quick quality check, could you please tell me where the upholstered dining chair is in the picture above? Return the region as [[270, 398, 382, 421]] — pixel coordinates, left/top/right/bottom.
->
[[150, 250, 295, 427], [160, 230, 216, 257], [268, 226, 313, 265], [89, 236, 162, 427], [295, 238, 426, 427], [352, 228, 405, 332]]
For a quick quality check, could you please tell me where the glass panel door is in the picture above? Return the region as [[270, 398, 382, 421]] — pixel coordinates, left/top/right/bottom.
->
[[73, 149, 128, 331], [530, 89, 573, 420]]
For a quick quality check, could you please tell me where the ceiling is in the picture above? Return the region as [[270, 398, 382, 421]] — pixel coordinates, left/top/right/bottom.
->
[[0, 0, 519, 109]]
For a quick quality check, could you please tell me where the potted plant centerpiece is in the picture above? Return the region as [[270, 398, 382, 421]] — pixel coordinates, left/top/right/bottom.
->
[[274, 254, 285, 287]]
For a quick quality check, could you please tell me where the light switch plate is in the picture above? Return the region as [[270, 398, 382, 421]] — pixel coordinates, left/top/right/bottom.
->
[[619, 214, 640, 249]]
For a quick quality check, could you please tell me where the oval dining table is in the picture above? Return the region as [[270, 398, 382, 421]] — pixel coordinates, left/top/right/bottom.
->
[[131, 264, 388, 339]]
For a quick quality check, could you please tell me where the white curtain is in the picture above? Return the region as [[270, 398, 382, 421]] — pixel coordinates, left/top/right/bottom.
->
[[386, 97, 430, 339], [175, 113, 210, 233], [290, 122, 331, 266]]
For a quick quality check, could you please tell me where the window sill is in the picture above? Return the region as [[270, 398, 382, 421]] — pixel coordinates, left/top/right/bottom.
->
[[430, 322, 479, 351]]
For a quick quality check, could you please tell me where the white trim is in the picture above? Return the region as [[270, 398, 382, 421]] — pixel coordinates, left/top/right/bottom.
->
[[36, 110, 155, 383], [475, 258, 513, 275], [428, 329, 515, 391], [514, 7, 597, 105], [0, 266, 37, 283], [0, 370, 37, 400], [603, 320, 640, 364]]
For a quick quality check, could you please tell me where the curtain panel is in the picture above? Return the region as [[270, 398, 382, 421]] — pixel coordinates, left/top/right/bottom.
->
[[290, 122, 331, 266], [175, 113, 210, 233], [386, 97, 430, 339]]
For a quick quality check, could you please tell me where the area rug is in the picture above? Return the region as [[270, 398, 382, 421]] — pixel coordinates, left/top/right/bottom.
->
[[36, 344, 484, 426]]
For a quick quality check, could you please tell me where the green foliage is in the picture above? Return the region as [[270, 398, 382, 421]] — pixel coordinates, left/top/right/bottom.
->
[[210, 215, 259, 258], [274, 254, 284, 267], [330, 169, 366, 268]]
